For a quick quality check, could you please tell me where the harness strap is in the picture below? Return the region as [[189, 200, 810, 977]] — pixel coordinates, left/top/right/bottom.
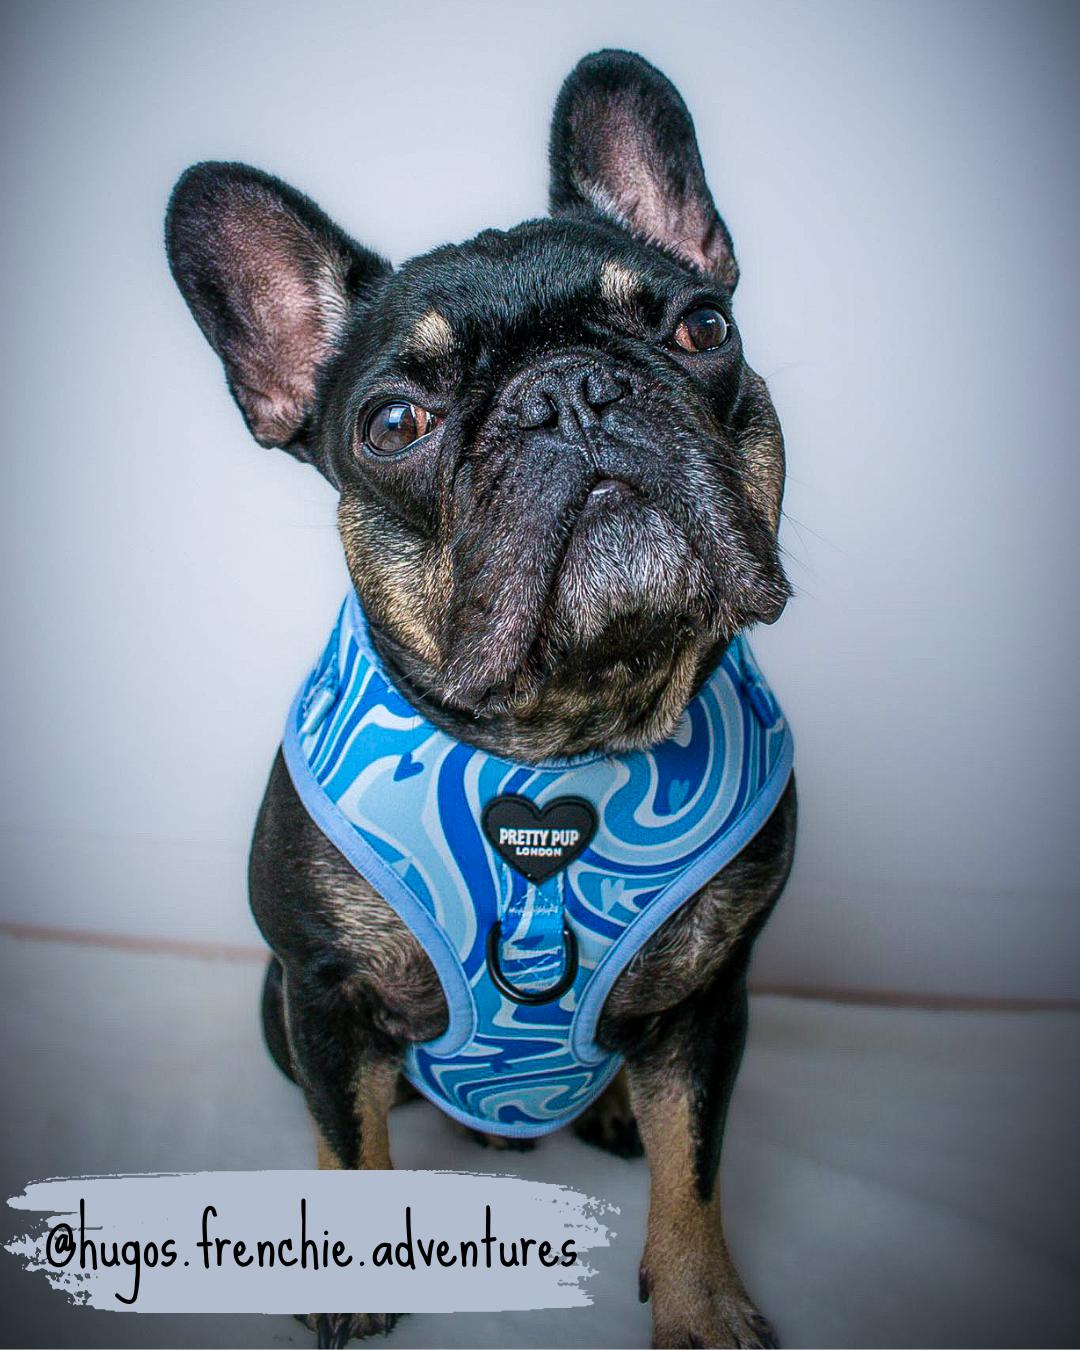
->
[[492, 870, 572, 998]]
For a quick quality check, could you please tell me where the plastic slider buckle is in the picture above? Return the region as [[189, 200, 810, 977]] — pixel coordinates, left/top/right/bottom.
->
[[743, 676, 783, 731], [299, 678, 337, 736]]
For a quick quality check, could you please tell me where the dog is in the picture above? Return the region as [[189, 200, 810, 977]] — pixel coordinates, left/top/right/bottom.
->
[[166, 49, 796, 1350]]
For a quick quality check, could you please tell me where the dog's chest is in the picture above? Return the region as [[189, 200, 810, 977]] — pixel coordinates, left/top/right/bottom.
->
[[317, 849, 774, 1042]]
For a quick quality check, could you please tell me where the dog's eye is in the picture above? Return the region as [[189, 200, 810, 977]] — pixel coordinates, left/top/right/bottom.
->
[[673, 306, 729, 353], [363, 401, 437, 455]]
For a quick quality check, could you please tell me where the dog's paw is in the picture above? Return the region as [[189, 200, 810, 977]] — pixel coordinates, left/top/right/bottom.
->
[[641, 1267, 777, 1349], [650, 1298, 778, 1349], [298, 1312, 399, 1345], [572, 1083, 643, 1158]]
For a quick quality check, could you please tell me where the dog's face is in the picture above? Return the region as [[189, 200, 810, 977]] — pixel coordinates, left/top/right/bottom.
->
[[167, 50, 789, 758]]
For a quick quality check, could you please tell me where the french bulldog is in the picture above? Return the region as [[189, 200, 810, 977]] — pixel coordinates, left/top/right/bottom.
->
[[166, 48, 796, 1350]]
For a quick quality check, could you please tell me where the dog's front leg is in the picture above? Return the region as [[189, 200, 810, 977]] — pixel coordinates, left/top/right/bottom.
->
[[283, 965, 403, 1347], [624, 963, 776, 1350]]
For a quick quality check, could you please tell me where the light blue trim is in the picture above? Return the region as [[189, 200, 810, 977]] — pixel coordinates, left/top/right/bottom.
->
[[405, 1051, 625, 1140], [281, 687, 476, 1058], [569, 732, 794, 1063]]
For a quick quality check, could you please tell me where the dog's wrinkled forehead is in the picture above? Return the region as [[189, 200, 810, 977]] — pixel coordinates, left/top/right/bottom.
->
[[355, 219, 696, 386]]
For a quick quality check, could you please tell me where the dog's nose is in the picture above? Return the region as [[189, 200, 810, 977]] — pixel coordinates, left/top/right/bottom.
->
[[514, 361, 629, 433]]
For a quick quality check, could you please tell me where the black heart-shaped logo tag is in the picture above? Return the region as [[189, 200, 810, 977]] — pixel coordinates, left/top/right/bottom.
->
[[481, 794, 597, 883]]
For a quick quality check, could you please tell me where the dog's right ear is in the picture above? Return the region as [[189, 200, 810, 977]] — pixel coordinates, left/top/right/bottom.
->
[[165, 162, 390, 458]]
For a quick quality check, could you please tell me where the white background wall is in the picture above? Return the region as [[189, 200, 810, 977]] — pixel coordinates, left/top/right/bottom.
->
[[1, 0, 1076, 998]]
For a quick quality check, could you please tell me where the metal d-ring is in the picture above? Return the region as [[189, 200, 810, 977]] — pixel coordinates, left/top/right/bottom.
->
[[486, 919, 579, 1005]]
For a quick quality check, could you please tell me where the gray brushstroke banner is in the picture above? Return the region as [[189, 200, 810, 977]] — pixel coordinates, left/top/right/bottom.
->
[[5, 1170, 617, 1312]]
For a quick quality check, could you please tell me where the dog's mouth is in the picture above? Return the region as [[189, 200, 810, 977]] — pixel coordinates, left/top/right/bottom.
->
[[549, 479, 704, 631], [439, 445, 787, 716], [577, 476, 637, 514], [554, 474, 651, 571]]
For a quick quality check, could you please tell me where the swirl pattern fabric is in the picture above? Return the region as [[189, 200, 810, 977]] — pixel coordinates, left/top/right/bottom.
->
[[281, 593, 794, 1139]]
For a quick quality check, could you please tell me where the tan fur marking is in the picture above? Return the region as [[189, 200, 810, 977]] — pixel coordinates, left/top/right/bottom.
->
[[353, 1059, 397, 1170], [599, 258, 641, 308], [407, 308, 454, 360], [629, 1078, 770, 1347], [337, 497, 443, 665], [309, 1057, 397, 1172], [737, 369, 786, 533], [314, 1124, 342, 1170]]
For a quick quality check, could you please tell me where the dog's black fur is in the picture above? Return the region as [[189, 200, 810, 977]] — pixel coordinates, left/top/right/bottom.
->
[[167, 49, 796, 1349]]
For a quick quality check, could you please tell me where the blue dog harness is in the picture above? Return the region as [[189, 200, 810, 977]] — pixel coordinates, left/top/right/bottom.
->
[[282, 592, 794, 1139]]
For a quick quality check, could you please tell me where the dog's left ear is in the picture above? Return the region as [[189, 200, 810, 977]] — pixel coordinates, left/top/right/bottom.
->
[[549, 49, 738, 291]]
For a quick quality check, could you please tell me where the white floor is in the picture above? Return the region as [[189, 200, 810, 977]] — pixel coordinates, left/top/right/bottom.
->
[[1, 934, 1077, 1348]]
